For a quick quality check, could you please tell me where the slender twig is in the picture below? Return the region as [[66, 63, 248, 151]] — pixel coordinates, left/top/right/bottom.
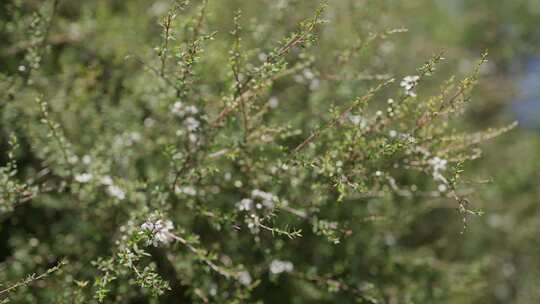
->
[[0, 260, 66, 297], [159, 13, 173, 77], [212, 4, 325, 127], [290, 79, 394, 155], [167, 232, 237, 279]]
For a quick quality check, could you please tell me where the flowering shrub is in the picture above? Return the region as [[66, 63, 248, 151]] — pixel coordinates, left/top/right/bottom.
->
[[0, 0, 526, 303]]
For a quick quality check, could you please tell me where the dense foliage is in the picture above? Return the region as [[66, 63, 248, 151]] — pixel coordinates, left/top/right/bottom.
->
[[1, 1, 539, 303]]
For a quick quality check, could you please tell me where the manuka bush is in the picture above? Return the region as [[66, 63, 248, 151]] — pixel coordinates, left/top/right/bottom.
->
[[0, 0, 526, 303]]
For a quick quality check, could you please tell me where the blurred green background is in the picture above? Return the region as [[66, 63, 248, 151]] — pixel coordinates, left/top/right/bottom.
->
[[1, 0, 540, 303]]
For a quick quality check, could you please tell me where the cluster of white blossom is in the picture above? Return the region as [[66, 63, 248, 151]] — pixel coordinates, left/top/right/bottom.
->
[[269, 259, 294, 275], [170, 101, 199, 117], [67, 155, 79, 164], [74, 168, 125, 200], [171, 101, 201, 143], [82, 155, 92, 165], [400, 75, 420, 97], [237, 270, 252, 286], [236, 198, 254, 211], [428, 156, 448, 184], [245, 214, 262, 234], [184, 117, 200, 132], [75, 172, 93, 183], [388, 130, 417, 144], [267, 96, 279, 109], [236, 189, 277, 212], [251, 189, 277, 209], [399, 132, 417, 144], [258, 52, 268, 62], [144, 117, 156, 128], [107, 185, 126, 200], [437, 184, 448, 193], [140, 218, 175, 247], [384, 98, 399, 118], [101, 175, 126, 200], [348, 114, 367, 129], [175, 185, 197, 196], [113, 132, 142, 148], [293, 68, 320, 90]]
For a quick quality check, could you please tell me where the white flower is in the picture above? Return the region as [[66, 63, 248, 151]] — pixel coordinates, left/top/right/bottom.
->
[[246, 214, 261, 234], [389, 130, 398, 138], [185, 105, 199, 115], [428, 156, 448, 183], [129, 132, 142, 142], [303, 69, 315, 80], [113, 135, 125, 147], [107, 185, 126, 200], [398, 132, 416, 143], [348, 114, 367, 128], [175, 186, 197, 196], [400, 75, 419, 90], [144, 117, 156, 128], [209, 283, 218, 296], [309, 78, 320, 90], [141, 219, 174, 247], [68, 155, 79, 164], [438, 184, 448, 192], [251, 189, 276, 209], [261, 134, 272, 142], [428, 156, 447, 172], [170, 101, 185, 116], [252, 189, 273, 201], [171, 101, 199, 117], [184, 117, 200, 132], [236, 198, 253, 211], [348, 115, 361, 125], [269, 259, 294, 274], [268, 97, 279, 108], [400, 75, 420, 97], [188, 133, 198, 143], [82, 155, 92, 165], [101, 175, 113, 185], [75, 173, 93, 183], [238, 271, 252, 286]]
